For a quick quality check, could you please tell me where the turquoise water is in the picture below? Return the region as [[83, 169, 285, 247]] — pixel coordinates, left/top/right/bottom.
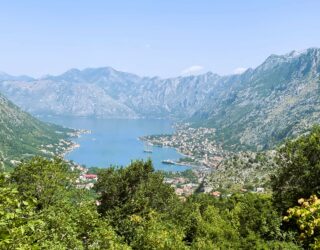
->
[[41, 116, 189, 171]]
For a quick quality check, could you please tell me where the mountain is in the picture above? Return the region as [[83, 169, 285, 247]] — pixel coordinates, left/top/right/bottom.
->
[[0, 67, 224, 119], [0, 92, 74, 168], [0, 48, 319, 150], [0, 71, 34, 82], [192, 48, 320, 150]]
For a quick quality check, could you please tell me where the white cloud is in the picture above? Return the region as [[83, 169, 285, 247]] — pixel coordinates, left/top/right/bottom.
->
[[233, 67, 247, 75], [181, 65, 204, 75]]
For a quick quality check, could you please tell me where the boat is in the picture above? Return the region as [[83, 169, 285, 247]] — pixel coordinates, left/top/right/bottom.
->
[[162, 160, 176, 165], [143, 142, 153, 153]]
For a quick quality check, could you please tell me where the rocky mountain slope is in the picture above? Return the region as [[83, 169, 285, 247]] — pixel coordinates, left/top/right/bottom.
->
[[0, 93, 74, 168], [0, 48, 319, 150], [192, 48, 320, 150], [0, 68, 225, 119]]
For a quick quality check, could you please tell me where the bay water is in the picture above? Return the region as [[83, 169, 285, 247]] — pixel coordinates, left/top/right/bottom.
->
[[41, 116, 189, 171]]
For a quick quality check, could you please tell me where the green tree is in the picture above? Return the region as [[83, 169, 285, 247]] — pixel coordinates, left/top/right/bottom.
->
[[0, 172, 40, 249], [188, 205, 240, 249], [28, 199, 129, 249], [183, 193, 298, 249], [10, 157, 77, 210], [94, 160, 177, 217], [271, 125, 320, 213], [2, 157, 129, 249], [130, 212, 187, 250], [94, 160, 154, 215], [94, 160, 178, 243], [230, 193, 282, 240]]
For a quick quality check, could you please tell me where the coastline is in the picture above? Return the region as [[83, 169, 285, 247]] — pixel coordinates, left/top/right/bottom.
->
[[60, 129, 91, 157], [139, 125, 226, 173], [139, 136, 208, 172]]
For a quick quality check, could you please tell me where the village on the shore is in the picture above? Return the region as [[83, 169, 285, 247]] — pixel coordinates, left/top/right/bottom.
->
[[68, 124, 224, 197], [141, 124, 226, 168], [139, 124, 230, 197], [67, 124, 267, 198]]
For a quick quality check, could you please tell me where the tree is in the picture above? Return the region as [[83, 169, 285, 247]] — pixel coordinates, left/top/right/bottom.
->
[[0, 154, 306, 248], [188, 205, 241, 249], [229, 193, 283, 241], [94, 160, 154, 215], [10, 157, 77, 210], [284, 195, 320, 249], [1, 157, 130, 249], [94, 160, 176, 216], [0, 172, 37, 248], [130, 211, 187, 250], [28, 199, 129, 249], [94, 160, 178, 243], [182, 193, 299, 249], [271, 125, 320, 213]]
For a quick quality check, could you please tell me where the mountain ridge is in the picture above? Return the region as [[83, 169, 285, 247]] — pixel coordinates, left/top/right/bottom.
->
[[192, 47, 320, 150], [0, 48, 319, 150]]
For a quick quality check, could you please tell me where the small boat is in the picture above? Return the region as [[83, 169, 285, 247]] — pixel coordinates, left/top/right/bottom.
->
[[162, 160, 175, 165], [143, 142, 153, 153]]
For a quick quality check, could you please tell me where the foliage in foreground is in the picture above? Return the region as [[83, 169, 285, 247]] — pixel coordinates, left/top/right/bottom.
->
[[271, 125, 320, 213], [284, 195, 320, 249], [0, 157, 301, 249], [0, 157, 128, 249]]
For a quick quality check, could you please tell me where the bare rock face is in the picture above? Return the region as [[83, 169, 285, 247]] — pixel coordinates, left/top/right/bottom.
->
[[0, 67, 222, 119], [192, 48, 320, 150]]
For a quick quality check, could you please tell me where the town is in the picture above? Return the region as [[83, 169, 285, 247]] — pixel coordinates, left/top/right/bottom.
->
[[139, 124, 231, 197], [141, 123, 227, 169]]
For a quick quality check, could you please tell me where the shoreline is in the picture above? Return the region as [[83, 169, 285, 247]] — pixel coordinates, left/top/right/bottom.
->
[[60, 129, 91, 157], [139, 137, 209, 172]]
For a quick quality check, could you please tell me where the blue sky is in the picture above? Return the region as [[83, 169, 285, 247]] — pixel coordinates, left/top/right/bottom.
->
[[0, 0, 320, 77]]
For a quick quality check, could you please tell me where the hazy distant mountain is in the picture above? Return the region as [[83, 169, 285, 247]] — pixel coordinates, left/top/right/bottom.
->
[[0, 48, 319, 150], [0, 71, 34, 82], [0, 66, 225, 119], [0, 92, 73, 166]]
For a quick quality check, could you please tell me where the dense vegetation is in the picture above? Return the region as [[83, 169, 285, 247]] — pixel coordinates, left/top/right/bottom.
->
[[1, 126, 320, 249], [271, 126, 320, 213], [0, 93, 74, 169], [0, 158, 297, 249]]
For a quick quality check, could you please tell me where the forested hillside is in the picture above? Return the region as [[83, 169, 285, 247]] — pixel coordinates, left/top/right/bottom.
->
[[0, 93, 74, 168]]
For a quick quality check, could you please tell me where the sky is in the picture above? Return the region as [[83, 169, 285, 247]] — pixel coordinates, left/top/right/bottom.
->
[[0, 0, 320, 78]]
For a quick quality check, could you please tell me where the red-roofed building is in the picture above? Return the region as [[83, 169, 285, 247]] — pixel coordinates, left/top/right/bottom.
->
[[84, 174, 97, 179], [80, 174, 98, 181], [211, 191, 221, 197]]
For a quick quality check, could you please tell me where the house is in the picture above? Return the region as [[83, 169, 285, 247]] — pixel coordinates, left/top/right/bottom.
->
[[211, 191, 221, 197], [77, 182, 94, 189], [175, 188, 184, 196], [80, 174, 98, 181], [203, 186, 213, 193], [256, 187, 265, 193]]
